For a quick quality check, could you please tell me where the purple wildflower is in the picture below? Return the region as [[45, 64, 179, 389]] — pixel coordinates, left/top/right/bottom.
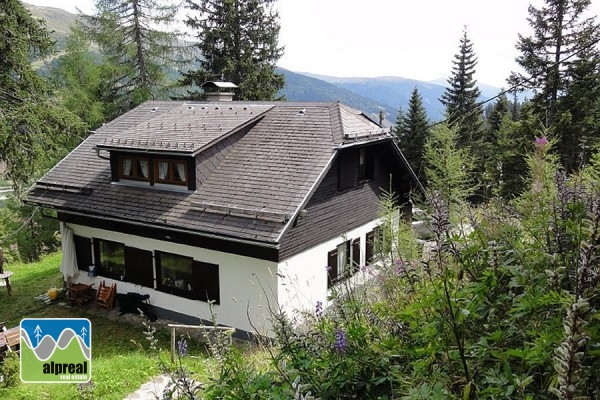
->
[[325, 265, 332, 272], [334, 329, 347, 353], [177, 338, 188, 356], [535, 136, 548, 146], [315, 301, 324, 319]]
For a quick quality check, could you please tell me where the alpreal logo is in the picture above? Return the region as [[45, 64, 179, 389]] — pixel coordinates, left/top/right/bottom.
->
[[20, 318, 91, 383]]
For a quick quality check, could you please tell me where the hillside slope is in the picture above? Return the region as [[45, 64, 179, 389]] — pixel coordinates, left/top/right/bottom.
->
[[24, 2, 78, 48], [277, 68, 395, 125]]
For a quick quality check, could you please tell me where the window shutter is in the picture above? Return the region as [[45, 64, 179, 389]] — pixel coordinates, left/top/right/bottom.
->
[[327, 249, 338, 287], [192, 261, 220, 304], [125, 247, 154, 288], [352, 238, 361, 273], [74, 235, 93, 271]]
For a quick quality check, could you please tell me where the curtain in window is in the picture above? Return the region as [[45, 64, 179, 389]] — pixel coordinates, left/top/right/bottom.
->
[[158, 161, 168, 180], [123, 159, 132, 176], [176, 162, 186, 182], [337, 243, 347, 275], [139, 160, 149, 178]]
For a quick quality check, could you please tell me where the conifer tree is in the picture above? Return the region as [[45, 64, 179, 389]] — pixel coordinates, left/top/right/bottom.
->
[[395, 88, 430, 182], [440, 27, 485, 150], [487, 92, 510, 134], [181, 0, 284, 101], [510, 0, 600, 170], [80, 0, 184, 119], [0, 0, 85, 192]]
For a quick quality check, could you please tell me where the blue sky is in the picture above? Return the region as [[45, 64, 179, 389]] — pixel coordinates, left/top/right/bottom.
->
[[24, 0, 600, 87]]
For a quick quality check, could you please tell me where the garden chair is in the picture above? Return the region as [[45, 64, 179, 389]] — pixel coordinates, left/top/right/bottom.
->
[[96, 280, 116, 310]]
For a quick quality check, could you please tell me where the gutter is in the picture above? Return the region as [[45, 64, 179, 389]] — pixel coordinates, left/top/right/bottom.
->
[[24, 202, 279, 250]]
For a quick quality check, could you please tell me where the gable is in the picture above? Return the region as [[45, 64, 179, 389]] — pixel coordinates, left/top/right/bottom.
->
[[278, 140, 417, 260]]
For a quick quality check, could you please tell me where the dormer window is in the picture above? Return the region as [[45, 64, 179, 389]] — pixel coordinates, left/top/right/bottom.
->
[[115, 154, 192, 190], [155, 159, 187, 186], [120, 156, 149, 181]]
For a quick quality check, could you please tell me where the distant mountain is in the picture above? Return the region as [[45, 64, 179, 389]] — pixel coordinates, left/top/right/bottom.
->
[[24, 2, 78, 49], [277, 68, 396, 125], [23, 3, 517, 124], [302, 73, 458, 121], [429, 77, 535, 106]]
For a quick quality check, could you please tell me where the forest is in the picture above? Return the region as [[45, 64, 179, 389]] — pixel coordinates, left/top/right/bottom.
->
[[1, 0, 599, 398]]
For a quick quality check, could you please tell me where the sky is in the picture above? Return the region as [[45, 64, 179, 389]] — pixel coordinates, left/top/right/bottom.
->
[[23, 0, 600, 88]]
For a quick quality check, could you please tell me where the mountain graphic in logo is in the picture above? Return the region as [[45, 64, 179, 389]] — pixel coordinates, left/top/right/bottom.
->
[[20, 318, 92, 383]]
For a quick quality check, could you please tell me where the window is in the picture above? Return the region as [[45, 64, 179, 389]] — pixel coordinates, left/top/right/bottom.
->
[[158, 251, 193, 292], [156, 251, 220, 303], [155, 159, 187, 186], [358, 148, 374, 181], [119, 156, 150, 181], [115, 154, 192, 189], [366, 226, 381, 264], [327, 239, 361, 288], [94, 239, 125, 280]]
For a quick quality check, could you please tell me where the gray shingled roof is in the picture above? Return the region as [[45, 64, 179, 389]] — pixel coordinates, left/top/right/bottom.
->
[[26, 101, 388, 244], [96, 103, 273, 154]]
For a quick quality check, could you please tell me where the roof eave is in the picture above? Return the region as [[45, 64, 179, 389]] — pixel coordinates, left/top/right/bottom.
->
[[24, 198, 280, 249]]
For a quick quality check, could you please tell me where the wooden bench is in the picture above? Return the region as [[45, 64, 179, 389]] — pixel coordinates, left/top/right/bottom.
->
[[0, 325, 20, 361], [4, 327, 20, 351]]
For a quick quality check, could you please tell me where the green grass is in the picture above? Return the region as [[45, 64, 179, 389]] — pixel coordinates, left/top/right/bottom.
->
[[0, 253, 211, 399]]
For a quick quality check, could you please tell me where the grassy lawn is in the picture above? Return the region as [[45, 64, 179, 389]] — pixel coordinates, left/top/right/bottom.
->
[[0, 253, 210, 400]]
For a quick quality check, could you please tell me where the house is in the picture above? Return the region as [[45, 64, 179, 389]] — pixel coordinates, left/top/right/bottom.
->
[[25, 94, 420, 337]]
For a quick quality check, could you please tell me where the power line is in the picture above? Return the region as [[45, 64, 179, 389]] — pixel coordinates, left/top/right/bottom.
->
[[0, 208, 39, 245], [425, 33, 600, 130]]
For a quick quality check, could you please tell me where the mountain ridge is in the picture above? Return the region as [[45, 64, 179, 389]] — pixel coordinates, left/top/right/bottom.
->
[[23, 2, 506, 124]]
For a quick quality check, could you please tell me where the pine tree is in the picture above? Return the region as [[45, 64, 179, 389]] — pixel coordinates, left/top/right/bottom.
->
[[487, 93, 510, 134], [440, 27, 485, 150], [80, 0, 184, 119], [395, 88, 430, 182], [180, 0, 284, 101], [0, 0, 85, 192], [510, 0, 600, 170]]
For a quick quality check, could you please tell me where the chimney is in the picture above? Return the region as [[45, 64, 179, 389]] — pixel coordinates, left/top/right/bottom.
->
[[201, 81, 238, 102]]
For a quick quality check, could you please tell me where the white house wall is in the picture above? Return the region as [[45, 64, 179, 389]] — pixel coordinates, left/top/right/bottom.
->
[[277, 218, 383, 323], [67, 223, 278, 335]]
